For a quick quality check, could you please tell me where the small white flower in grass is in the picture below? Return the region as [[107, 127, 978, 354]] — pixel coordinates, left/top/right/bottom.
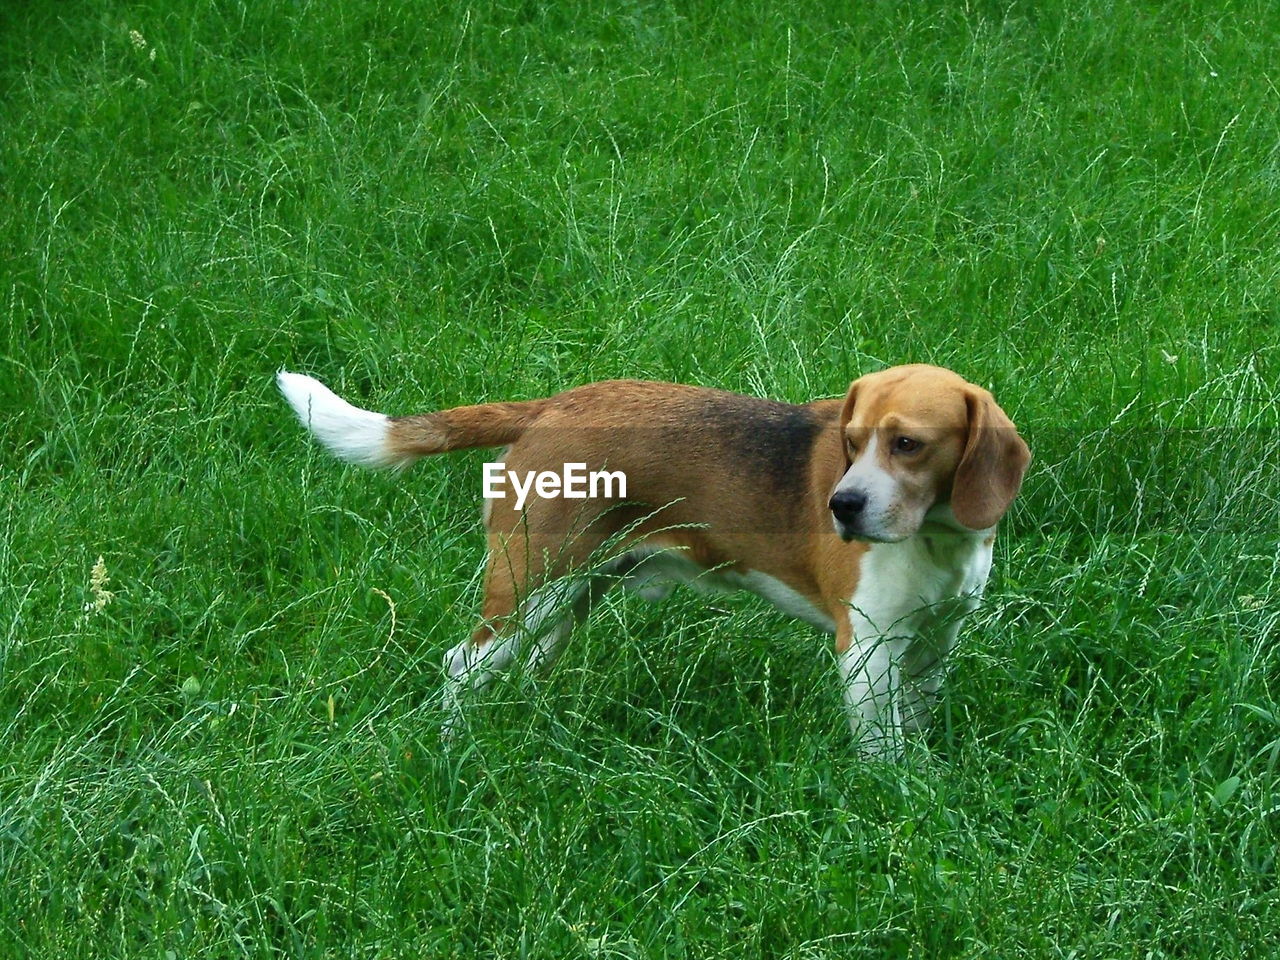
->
[[85, 555, 115, 613], [129, 29, 147, 50]]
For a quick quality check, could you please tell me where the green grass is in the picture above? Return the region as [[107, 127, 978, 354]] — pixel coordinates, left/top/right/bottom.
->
[[3, 0, 1279, 955]]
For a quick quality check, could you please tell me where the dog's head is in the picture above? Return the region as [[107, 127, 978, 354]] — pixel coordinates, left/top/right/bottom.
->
[[828, 364, 1031, 543]]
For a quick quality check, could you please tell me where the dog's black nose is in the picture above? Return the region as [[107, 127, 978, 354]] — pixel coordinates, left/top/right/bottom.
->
[[829, 490, 868, 523]]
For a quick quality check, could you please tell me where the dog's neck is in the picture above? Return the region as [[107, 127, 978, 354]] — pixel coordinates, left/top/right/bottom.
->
[[900, 503, 996, 576], [919, 502, 995, 541]]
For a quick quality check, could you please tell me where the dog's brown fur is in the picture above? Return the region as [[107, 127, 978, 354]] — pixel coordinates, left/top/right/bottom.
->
[[378, 365, 1028, 662]]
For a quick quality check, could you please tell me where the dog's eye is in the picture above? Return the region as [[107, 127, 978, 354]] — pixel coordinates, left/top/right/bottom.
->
[[893, 436, 921, 454]]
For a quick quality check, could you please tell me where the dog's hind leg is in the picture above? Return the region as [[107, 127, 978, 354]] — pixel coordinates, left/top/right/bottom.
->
[[441, 524, 614, 736]]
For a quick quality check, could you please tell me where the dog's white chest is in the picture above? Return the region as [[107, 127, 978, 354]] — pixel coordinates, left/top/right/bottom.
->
[[848, 532, 993, 646]]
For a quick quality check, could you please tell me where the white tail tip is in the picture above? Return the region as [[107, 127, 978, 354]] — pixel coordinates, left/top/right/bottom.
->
[[277, 370, 402, 469]]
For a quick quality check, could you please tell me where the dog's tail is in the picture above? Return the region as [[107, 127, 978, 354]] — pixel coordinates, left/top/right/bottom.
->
[[276, 371, 550, 470]]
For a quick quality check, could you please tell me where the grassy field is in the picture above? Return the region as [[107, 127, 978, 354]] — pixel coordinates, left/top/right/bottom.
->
[[3, 0, 1279, 955]]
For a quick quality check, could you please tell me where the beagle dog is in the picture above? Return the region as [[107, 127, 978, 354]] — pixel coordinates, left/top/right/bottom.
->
[[278, 364, 1030, 756]]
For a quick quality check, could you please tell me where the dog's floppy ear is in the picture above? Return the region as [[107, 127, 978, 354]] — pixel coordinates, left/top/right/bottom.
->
[[838, 379, 861, 466], [950, 387, 1031, 530]]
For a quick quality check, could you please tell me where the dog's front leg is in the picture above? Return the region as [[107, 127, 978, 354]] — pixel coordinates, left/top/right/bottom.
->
[[837, 630, 906, 759]]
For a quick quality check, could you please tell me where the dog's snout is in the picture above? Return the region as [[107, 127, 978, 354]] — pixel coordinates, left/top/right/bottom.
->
[[829, 490, 868, 523]]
